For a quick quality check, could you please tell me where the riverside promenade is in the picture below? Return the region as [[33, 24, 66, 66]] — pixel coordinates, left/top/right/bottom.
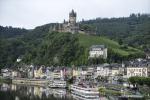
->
[[12, 78, 49, 86]]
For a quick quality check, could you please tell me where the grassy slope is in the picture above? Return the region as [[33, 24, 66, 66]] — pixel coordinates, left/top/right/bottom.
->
[[78, 34, 142, 56]]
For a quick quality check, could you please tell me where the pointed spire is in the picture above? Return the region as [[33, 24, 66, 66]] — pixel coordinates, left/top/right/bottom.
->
[[69, 9, 76, 17], [71, 9, 74, 13]]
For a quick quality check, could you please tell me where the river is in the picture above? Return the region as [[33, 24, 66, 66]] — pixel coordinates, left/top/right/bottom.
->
[[0, 82, 145, 100], [0, 83, 74, 100]]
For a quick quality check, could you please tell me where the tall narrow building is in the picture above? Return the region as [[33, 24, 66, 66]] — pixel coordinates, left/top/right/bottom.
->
[[53, 10, 79, 34], [69, 10, 76, 25]]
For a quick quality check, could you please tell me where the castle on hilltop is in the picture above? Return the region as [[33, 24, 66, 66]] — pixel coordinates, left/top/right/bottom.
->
[[51, 10, 96, 35], [52, 10, 79, 34]]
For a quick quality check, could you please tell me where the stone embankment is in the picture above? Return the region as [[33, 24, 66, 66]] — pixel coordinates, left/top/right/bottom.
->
[[12, 78, 49, 86]]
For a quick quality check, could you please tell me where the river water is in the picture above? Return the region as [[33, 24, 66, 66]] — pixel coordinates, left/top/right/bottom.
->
[[0, 83, 74, 100], [0, 83, 142, 100]]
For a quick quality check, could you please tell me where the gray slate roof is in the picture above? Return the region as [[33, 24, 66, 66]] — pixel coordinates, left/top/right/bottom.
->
[[90, 45, 106, 50]]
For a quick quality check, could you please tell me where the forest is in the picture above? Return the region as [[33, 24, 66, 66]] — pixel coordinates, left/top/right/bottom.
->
[[81, 14, 150, 51], [0, 14, 149, 68]]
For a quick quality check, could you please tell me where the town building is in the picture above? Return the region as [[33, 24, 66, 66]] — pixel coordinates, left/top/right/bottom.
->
[[108, 63, 125, 76], [127, 67, 148, 78], [28, 65, 34, 78], [96, 66, 110, 77], [52, 70, 62, 79], [146, 53, 150, 59], [34, 66, 46, 79], [12, 70, 19, 78], [72, 67, 84, 80], [125, 58, 150, 78], [45, 67, 52, 79], [64, 67, 72, 79], [89, 45, 107, 59], [85, 67, 95, 80], [110, 67, 120, 76], [72, 68, 79, 77], [1, 68, 12, 78], [51, 68, 65, 80]]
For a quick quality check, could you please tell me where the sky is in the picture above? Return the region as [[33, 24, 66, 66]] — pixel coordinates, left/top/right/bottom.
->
[[0, 0, 150, 29]]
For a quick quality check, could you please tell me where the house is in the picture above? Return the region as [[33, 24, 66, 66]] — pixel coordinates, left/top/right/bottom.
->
[[28, 65, 34, 78], [76, 67, 88, 80], [80, 67, 87, 76], [118, 66, 125, 76], [146, 53, 150, 59], [52, 68, 64, 80], [45, 67, 52, 79], [108, 63, 125, 76], [1, 68, 12, 78], [64, 67, 72, 79], [72, 68, 79, 77], [125, 58, 149, 78], [89, 45, 107, 59], [34, 66, 46, 79], [147, 62, 150, 76], [79, 66, 99, 84], [127, 67, 148, 78], [96, 64, 110, 77], [110, 67, 119, 76], [12, 70, 19, 78]]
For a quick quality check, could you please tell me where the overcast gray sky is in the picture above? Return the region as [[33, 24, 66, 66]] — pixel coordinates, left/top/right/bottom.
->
[[0, 0, 150, 29]]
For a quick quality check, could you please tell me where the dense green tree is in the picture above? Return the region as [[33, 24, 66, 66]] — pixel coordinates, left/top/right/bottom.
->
[[0, 26, 27, 39], [118, 39, 123, 45], [0, 14, 149, 68], [128, 76, 150, 87], [81, 14, 150, 51]]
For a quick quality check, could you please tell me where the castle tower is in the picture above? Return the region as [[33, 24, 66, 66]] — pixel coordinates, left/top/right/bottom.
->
[[69, 9, 76, 25], [52, 10, 79, 34]]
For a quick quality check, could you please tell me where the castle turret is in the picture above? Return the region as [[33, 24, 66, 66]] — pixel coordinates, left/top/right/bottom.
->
[[52, 10, 78, 34], [69, 9, 76, 25]]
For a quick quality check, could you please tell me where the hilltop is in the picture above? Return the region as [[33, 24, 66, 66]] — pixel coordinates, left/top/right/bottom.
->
[[0, 13, 149, 67], [81, 14, 150, 51], [1, 23, 143, 67], [21, 31, 143, 66], [78, 34, 142, 56]]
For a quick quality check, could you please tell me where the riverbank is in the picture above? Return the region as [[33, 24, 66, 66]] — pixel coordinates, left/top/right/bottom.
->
[[0, 83, 73, 100], [0, 77, 12, 84], [12, 78, 49, 86]]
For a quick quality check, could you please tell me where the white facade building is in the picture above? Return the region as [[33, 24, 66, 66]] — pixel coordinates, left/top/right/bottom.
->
[[96, 67, 110, 77], [16, 58, 22, 62], [127, 67, 148, 78], [146, 53, 150, 59], [89, 45, 107, 59], [1, 69, 12, 78], [110, 68, 119, 76]]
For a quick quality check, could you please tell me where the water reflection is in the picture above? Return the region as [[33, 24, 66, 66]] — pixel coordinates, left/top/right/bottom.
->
[[0, 83, 73, 100]]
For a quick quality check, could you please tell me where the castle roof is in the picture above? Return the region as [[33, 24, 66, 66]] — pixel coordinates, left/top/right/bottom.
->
[[69, 9, 76, 17]]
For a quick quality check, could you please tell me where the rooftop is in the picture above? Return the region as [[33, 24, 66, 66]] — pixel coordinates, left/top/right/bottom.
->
[[69, 9, 76, 17], [90, 45, 106, 50]]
